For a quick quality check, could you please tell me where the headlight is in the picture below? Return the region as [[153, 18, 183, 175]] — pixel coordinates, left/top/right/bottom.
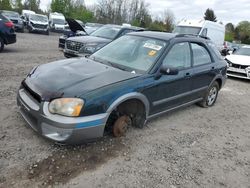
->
[[79, 43, 104, 54], [49, 98, 84, 117]]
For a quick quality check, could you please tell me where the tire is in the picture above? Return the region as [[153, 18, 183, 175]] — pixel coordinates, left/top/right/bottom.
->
[[45, 30, 49, 35], [0, 37, 4, 52], [198, 81, 219, 108], [20, 27, 24, 33]]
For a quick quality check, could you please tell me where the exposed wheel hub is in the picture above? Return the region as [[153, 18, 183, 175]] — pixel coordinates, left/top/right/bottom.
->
[[113, 115, 132, 137]]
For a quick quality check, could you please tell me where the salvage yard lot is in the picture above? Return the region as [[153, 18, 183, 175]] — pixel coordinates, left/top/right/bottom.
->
[[0, 33, 250, 187]]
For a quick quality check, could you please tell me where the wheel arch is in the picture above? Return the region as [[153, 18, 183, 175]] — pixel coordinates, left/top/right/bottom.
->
[[106, 92, 150, 118], [209, 75, 224, 90]]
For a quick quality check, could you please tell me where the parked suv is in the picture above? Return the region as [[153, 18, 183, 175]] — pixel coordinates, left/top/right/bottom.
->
[[64, 24, 144, 58], [0, 13, 16, 52], [0, 10, 24, 32], [17, 32, 227, 144], [58, 18, 87, 49]]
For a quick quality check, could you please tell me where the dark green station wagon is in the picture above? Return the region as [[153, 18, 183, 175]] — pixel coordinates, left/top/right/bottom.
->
[[17, 31, 227, 144]]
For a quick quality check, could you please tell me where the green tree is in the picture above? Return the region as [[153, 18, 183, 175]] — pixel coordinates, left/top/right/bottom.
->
[[23, 0, 40, 12], [0, 0, 12, 10], [13, 0, 23, 13], [235, 21, 250, 44], [204, 8, 217, 22]]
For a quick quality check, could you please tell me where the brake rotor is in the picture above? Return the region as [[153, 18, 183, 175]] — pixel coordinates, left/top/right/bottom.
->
[[113, 115, 131, 137]]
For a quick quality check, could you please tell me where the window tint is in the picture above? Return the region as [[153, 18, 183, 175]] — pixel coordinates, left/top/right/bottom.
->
[[163, 42, 191, 69], [191, 43, 211, 66]]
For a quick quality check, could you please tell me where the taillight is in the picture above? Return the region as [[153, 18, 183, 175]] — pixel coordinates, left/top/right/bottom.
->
[[5, 21, 14, 28]]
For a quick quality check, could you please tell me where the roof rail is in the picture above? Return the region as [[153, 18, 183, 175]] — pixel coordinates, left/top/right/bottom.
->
[[175, 34, 210, 40]]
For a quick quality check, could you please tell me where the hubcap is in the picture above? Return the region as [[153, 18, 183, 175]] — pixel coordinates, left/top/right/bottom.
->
[[207, 87, 217, 106]]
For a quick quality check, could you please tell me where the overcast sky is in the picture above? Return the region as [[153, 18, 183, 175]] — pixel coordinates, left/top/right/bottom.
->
[[40, 0, 250, 25]]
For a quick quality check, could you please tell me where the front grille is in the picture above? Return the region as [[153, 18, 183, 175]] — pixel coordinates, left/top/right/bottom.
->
[[22, 81, 41, 103], [230, 63, 248, 69], [227, 71, 247, 78], [66, 40, 84, 52], [10, 19, 18, 24], [59, 37, 65, 44], [32, 23, 47, 29]]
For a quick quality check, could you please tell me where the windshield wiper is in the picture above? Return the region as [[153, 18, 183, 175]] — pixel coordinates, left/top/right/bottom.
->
[[90, 56, 129, 72]]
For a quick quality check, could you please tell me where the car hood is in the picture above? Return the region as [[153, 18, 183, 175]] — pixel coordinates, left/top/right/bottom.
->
[[226, 54, 250, 66], [23, 58, 139, 101], [67, 35, 111, 44], [30, 20, 48, 25], [66, 18, 86, 33]]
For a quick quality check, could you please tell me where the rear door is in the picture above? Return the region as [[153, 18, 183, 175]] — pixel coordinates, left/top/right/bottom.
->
[[189, 42, 217, 100]]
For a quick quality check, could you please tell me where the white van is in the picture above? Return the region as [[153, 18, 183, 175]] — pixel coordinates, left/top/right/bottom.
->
[[21, 10, 35, 26], [49, 12, 66, 32], [173, 19, 225, 50]]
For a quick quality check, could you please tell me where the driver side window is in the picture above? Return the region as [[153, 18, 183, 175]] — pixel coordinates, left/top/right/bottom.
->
[[162, 42, 191, 69]]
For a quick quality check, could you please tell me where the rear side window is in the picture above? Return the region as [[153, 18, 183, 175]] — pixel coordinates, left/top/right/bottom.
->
[[207, 41, 223, 60], [163, 42, 191, 69], [191, 43, 211, 66]]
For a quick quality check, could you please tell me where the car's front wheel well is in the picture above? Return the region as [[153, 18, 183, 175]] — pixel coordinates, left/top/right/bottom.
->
[[105, 99, 146, 133]]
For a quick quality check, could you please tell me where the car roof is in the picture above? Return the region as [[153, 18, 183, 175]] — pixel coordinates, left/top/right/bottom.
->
[[128, 31, 177, 41], [242, 45, 250, 48], [103, 24, 144, 31], [128, 31, 210, 42]]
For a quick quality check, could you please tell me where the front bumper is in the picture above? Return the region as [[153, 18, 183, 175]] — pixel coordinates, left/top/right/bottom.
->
[[59, 36, 66, 49], [17, 88, 108, 144], [227, 66, 250, 80], [14, 23, 24, 31]]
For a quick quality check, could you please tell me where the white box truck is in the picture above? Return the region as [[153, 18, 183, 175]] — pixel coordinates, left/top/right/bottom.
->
[[173, 19, 225, 50], [49, 12, 67, 32]]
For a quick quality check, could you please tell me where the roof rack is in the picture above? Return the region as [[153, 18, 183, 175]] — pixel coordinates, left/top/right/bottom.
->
[[175, 34, 210, 40]]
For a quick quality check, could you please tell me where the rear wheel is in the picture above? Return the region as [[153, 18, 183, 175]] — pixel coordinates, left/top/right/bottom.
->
[[0, 37, 4, 52], [198, 81, 219, 107]]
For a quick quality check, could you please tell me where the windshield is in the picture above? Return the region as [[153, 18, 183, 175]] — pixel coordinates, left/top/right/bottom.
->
[[173, 26, 201, 35], [90, 35, 167, 73], [90, 26, 121, 39], [2, 11, 19, 18], [30, 14, 48, 22], [234, 47, 250, 56], [53, 18, 65, 25]]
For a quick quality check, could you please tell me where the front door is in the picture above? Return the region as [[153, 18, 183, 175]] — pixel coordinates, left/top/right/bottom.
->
[[151, 42, 193, 115]]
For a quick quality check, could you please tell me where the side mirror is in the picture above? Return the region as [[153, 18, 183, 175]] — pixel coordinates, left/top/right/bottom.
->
[[160, 65, 179, 75]]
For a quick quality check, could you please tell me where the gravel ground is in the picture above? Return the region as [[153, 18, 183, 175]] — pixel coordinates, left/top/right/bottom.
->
[[0, 33, 250, 188]]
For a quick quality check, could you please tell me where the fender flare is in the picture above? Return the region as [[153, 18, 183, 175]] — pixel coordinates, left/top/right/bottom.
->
[[209, 75, 224, 89], [106, 92, 150, 118]]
